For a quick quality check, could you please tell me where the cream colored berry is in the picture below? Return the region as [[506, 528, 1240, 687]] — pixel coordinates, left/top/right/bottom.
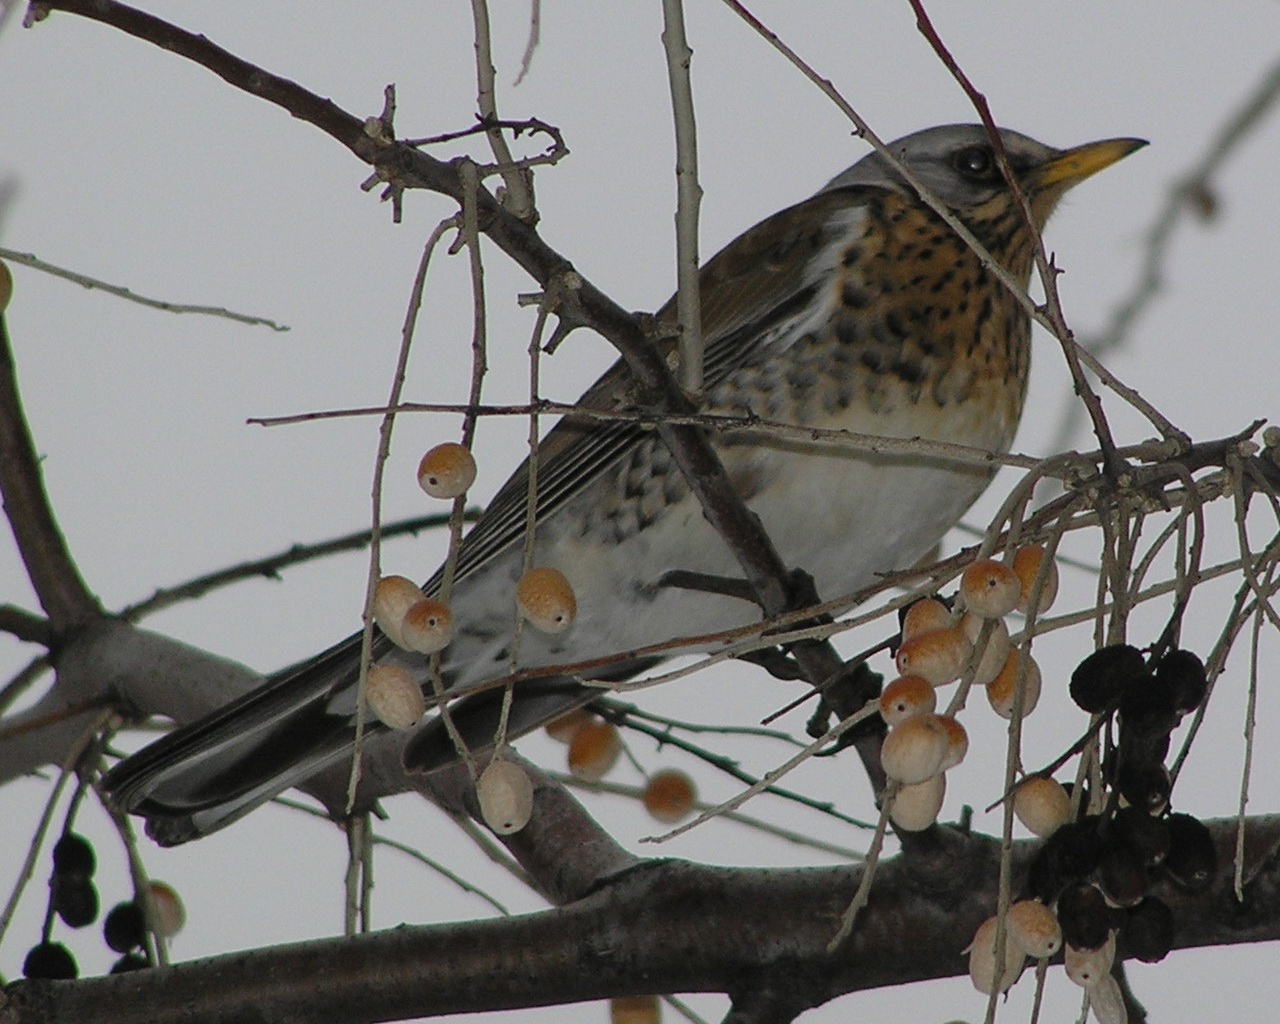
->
[[1013, 776, 1072, 838], [961, 558, 1021, 619], [1006, 900, 1062, 958], [400, 598, 454, 654], [967, 915, 1025, 995], [567, 719, 621, 781], [364, 663, 426, 730], [417, 442, 477, 499], [880, 714, 949, 784], [961, 612, 1011, 686], [145, 881, 185, 938], [373, 575, 426, 649], [878, 675, 937, 726], [890, 772, 946, 832], [1013, 544, 1059, 614], [515, 567, 577, 634], [1065, 932, 1115, 988], [895, 626, 973, 686], [476, 759, 534, 835], [642, 769, 697, 824], [901, 597, 951, 640], [935, 714, 968, 771], [986, 648, 1042, 720]]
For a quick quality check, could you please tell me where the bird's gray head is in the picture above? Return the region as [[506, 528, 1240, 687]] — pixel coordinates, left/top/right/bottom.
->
[[821, 124, 1144, 217]]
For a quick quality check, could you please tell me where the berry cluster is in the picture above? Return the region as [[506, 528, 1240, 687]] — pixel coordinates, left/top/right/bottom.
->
[[21, 832, 185, 980]]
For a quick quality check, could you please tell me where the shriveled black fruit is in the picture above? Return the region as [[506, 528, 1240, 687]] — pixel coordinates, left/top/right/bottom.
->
[[52, 876, 99, 929], [1025, 817, 1104, 903], [1115, 726, 1171, 774], [1117, 762, 1171, 815], [1096, 844, 1148, 907], [110, 953, 150, 974], [104, 900, 147, 953], [1155, 648, 1209, 714], [1164, 813, 1217, 891], [23, 941, 77, 980], [1057, 882, 1115, 951], [1070, 644, 1146, 713], [1119, 681, 1179, 739], [51, 833, 95, 879], [1111, 806, 1170, 867], [1122, 896, 1175, 963]]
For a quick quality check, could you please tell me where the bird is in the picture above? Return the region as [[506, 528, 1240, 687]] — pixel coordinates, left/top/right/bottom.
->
[[102, 124, 1144, 844]]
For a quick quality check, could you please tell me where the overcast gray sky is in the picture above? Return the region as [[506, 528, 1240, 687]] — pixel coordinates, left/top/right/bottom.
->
[[2, 3, 1279, 1022]]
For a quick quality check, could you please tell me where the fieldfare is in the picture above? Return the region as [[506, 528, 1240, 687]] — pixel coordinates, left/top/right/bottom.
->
[[103, 124, 1145, 843]]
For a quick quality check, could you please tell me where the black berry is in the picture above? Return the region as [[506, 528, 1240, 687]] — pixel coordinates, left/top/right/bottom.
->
[[51, 833, 96, 879], [104, 900, 148, 953], [1070, 644, 1146, 713], [22, 941, 77, 980], [1164, 813, 1217, 891], [1122, 896, 1175, 963], [52, 876, 99, 929]]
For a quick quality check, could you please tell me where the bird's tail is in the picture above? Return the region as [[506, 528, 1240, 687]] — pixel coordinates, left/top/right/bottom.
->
[[101, 636, 627, 845]]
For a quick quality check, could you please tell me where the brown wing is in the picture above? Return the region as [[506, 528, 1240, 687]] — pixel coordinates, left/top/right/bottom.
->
[[425, 187, 869, 591]]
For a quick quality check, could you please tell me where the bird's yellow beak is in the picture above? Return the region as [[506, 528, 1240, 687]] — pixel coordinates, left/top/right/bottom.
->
[[1035, 137, 1148, 189]]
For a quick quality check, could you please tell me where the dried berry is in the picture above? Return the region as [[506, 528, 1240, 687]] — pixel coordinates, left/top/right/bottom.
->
[[104, 900, 148, 953], [1024, 818, 1103, 903], [1057, 882, 1115, 951], [1069, 644, 1145, 713], [1116, 763, 1171, 816], [1096, 844, 1148, 908], [51, 833, 96, 879], [1155, 648, 1208, 714], [1111, 806, 1171, 867], [1122, 896, 1175, 963], [1164, 813, 1217, 891], [52, 875, 99, 929], [23, 941, 77, 980]]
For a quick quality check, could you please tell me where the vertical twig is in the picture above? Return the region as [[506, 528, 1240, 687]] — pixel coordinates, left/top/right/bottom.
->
[[469, 0, 536, 219], [660, 0, 704, 393]]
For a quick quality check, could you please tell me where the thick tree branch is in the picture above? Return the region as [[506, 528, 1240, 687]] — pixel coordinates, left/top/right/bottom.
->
[[0, 316, 100, 633], [7, 817, 1280, 1024]]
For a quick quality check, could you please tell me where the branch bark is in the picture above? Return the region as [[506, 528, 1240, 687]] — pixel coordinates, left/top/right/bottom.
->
[[7, 817, 1280, 1024]]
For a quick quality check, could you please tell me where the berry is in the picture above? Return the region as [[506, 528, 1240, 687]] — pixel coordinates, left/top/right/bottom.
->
[[476, 759, 535, 835], [1069, 644, 1145, 714], [1122, 896, 1175, 963], [642, 769, 697, 824], [416, 442, 477, 499], [52, 876, 99, 928], [23, 941, 77, 980], [365, 663, 426, 731], [1164, 813, 1217, 891], [515, 567, 577, 634], [960, 558, 1021, 618], [51, 833, 96, 879], [104, 900, 148, 953], [567, 719, 621, 781]]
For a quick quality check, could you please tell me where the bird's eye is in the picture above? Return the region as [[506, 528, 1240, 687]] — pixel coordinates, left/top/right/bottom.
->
[[952, 145, 995, 180]]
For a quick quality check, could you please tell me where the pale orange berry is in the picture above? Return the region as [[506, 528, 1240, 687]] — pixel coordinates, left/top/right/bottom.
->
[[967, 915, 1026, 995], [1013, 544, 1059, 614], [935, 714, 968, 771], [895, 626, 972, 686], [901, 597, 951, 641], [0, 260, 12, 313], [400, 598, 454, 654], [986, 647, 1042, 720], [961, 558, 1021, 619], [476, 759, 534, 835], [567, 719, 621, 781], [145, 881, 185, 938], [878, 675, 937, 726], [515, 567, 577, 634], [1012, 776, 1072, 838], [642, 768, 697, 824], [1065, 932, 1115, 989], [364, 663, 425, 730], [1006, 900, 1062, 958], [373, 575, 426, 649], [610, 995, 660, 1024], [890, 772, 946, 832], [417, 442, 477, 499], [880, 714, 949, 784], [961, 612, 1011, 686], [544, 707, 592, 744]]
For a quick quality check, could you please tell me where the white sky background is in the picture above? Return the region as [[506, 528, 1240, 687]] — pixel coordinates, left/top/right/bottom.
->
[[1, 2, 1279, 1022]]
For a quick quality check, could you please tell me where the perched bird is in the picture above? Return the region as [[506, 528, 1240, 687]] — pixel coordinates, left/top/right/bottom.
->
[[103, 124, 1144, 844]]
